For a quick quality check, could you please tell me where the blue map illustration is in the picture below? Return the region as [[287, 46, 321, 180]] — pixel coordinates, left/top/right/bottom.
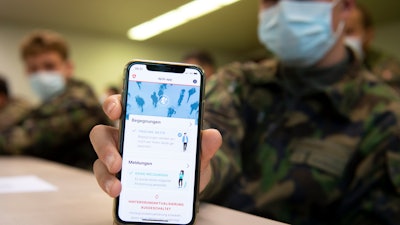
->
[[126, 81, 200, 124]]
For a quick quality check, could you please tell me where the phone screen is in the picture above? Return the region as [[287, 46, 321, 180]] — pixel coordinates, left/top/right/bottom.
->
[[116, 61, 204, 224]]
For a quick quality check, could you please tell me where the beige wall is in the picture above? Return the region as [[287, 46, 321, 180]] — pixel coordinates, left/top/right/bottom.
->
[[1, 21, 400, 104], [0, 22, 240, 103], [372, 22, 400, 59]]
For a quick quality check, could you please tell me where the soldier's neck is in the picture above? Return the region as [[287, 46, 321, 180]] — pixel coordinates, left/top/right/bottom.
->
[[315, 39, 347, 69]]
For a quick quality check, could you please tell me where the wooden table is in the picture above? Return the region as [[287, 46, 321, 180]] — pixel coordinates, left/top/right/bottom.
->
[[0, 156, 287, 225]]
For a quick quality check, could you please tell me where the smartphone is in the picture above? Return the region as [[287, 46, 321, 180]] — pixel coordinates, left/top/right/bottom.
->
[[115, 60, 205, 225]]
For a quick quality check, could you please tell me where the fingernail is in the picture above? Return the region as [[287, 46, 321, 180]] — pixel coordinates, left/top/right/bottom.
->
[[105, 180, 113, 194], [105, 154, 115, 171], [107, 101, 117, 114]]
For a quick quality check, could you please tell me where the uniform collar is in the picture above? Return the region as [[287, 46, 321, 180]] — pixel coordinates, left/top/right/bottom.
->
[[215, 48, 366, 119], [252, 48, 365, 119], [276, 48, 365, 118], [277, 54, 350, 97]]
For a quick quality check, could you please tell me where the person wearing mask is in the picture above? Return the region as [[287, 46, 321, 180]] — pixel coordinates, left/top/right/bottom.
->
[[90, 0, 400, 224], [345, 3, 400, 92], [182, 50, 216, 79], [0, 30, 110, 169], [0, 76, 31, 131]]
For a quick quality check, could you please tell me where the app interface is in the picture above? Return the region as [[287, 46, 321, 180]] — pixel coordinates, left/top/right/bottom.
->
[[118, 64, 202, 224]]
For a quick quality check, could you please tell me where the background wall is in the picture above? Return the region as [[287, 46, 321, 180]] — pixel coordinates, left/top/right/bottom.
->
[[1, 21, 400, 104], [0, 22, 241, 104], [373, 22, 400, 59]]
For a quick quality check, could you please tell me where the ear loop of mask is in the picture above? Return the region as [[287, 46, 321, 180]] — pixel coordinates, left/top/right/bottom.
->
[[332, 0, 346, 40]]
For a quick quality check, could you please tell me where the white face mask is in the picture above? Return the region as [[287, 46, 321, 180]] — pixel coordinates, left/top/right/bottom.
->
[[258, 0, 344, 67], [29, 71, 66, 101], [344, 36, 365, 60]]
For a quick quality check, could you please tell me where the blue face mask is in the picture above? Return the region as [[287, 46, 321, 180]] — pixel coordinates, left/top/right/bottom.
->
[[258, 0, 344, 67], [29, 71, 66, 101]]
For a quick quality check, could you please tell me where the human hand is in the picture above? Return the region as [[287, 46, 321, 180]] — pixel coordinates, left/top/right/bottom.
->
[[90, 94, 222, 197]]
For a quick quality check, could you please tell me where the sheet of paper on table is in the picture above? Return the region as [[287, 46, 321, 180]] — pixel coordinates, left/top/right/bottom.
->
[[0, 175, 57, 194]]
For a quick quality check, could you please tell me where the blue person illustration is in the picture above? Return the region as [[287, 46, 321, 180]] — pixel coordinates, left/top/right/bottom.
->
[[178, 170, 184, 188], [158, 84, 167, 100], [167, 107, 176, 117], [182, 132, 188, 151], [178, 89, 185, 106], [190, 101, 199, 115], [135, 96, 145, 112], [136, 81, 142, 89], [151, 91, 158, 108], [187, 88, 196, 103]]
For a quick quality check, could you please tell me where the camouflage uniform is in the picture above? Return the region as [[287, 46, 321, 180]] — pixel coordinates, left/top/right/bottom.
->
[[365, 47, 400, 94], [0, 79, 110, 169], [200, 51, 400, 225], [0, 98, 31, 132]]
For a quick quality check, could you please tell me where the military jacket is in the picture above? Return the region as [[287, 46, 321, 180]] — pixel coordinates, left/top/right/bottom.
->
[[200, 53, 400, 225], [0, 79, 110, 169]]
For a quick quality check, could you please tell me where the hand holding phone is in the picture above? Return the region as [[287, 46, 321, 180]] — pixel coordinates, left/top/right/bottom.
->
[[116, 60, 206, 225], [90, 113, 221, 196]]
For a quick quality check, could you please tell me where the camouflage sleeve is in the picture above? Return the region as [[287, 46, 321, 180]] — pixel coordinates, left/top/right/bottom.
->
[[341, 134, 400, 224], [0, 83, 109, 155], [199, 63, 247, 199], [0, 98, 31, 132], [341, 85, 400, 224]]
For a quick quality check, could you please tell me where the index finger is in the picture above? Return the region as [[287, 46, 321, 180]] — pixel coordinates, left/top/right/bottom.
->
[[89, 124, 121, 174]]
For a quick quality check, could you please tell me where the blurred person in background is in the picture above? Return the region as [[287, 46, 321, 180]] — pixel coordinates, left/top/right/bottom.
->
[[0, 75, 31, 131], [0, 30, 110, 169], [345, 3, 400, 92], [99, 85, 120, 104], [90, 0, 400, 224], [182, 49, 216, 79]]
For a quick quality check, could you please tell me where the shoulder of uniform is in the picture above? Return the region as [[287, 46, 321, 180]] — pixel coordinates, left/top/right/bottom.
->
[[328, 66, 400, 120], [67, 78, 94, 91], [358, 67, 381, 82], [205, 59, 279, 110], [367, 48, 400, 73], [349, 68, 400, 119], [364, 81, 400, 116], [358, 69, 399, 99], [212, 59, 278, 87], [67, 78, 92, 89], [62, 78, 98, 105]]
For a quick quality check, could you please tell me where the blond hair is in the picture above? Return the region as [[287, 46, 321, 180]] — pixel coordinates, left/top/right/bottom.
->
[[20, 30, 69, 60]]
